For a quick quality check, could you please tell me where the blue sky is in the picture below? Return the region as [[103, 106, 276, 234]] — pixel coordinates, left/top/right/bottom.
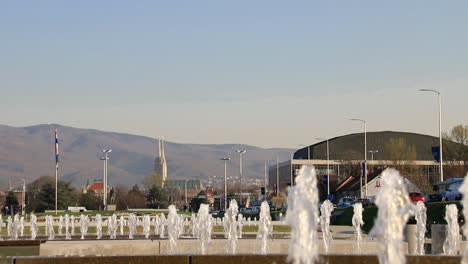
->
[[0, 1, 467, 148]]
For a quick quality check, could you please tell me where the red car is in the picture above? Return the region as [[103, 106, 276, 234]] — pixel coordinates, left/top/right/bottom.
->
[[409, 192, 426, 203]]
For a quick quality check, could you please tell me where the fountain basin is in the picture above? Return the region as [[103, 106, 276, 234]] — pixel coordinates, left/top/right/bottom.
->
[[3, 254, 462, 264], [37, 239, 403, 256]]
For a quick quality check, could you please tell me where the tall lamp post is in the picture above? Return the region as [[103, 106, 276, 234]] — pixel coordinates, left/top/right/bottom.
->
[[236, 150, 246, 206], [419, 89, 443, 182], [316, 138, 330, 196], [350, 118, 367, 198], [101, 149, 112, 210], [369, 150, 378, 172], [290, 152, 294, 187], [264, 161, 268, 201], [220, 157, 230, 210]]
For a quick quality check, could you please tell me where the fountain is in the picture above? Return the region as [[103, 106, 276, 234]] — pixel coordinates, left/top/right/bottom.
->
[[30, 213, 37, 240], [167, 205, 180, 254], [46, 215, 55, 240], [224, 200, 240, 254], [120, 215, 125, 236], [352, 202, 364, 252], [12, 214, 20, 240], [19, 216, 24, 237], [443, 204, 459, 255], [369, 168, 414, 264], [320, 200, 334, 253], [414, 201, 427, 255], [70, 215, 75, 236], [128, 214, 137, 239], [257, 200, 272, 255], [459, 173, 468, 263], [143, 214, 151, 239], [160, 214, 167, 238], [65, 214, 71, 239], [237, 213, 244, 239], [286, 165, 320, 264], [152, 215, 160, 237], [197, 204, 212, 254], [109, 214, 118, 239], [80, 214, 89, 239], [58, 215, 64, 236], [96, 214, 103, 239]]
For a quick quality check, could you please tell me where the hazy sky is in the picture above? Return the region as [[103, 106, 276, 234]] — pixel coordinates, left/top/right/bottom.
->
[[1, 1, 467, 148]]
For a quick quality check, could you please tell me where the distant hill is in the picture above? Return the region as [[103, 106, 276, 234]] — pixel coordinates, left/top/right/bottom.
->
[[0, 124, 293, 188]]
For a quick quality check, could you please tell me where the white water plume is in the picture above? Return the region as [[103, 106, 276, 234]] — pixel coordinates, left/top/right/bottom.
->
[[369, 168, 415, 264], [352, 202, 364, 253], [80, 214, 89, 239], [96, 214, 103, 239], [224, 200, 240, 254], [286, 165, 320, 264], [443, 204, 459, 255], [167, 205, 180, 254], [197, 204, 212, 255], [70, 215, 75, 236], [415, 201, 427, 255], [257, 201, 272, 255], [30, 213, 37, 240], [320, 200, 334, 253], [459, 173, 468, 262]]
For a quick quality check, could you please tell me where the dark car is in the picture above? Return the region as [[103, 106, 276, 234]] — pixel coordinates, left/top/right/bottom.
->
[[409, 192, 426, 203], [353, 198, 373, 207], [426, 193, 444, 203]]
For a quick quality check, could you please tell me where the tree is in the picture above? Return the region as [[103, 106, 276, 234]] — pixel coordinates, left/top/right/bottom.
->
[[114, 185, 129, 210], [384, 137, 432, 193], [127, 185, 146, 208], [385, 137, 417, 162], [5, 191, 19, 213], [79, 190, 101, 210], [146, 185, 169, 209], [27, 176, 79, 212], [443, 124, 468, 176], [143, 172, 164, 189]]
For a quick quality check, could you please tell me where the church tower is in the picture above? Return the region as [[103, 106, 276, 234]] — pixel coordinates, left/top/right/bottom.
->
[[154, 137, 168, 187]]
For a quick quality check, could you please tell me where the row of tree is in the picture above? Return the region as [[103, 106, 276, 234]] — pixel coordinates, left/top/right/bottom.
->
[[0, 175, 172, 213]]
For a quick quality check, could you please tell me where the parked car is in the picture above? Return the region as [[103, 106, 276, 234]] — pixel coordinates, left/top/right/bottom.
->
[[425, 193, 444, 203], [444, 181, 462, 201], [353, 198, 372, 207], [337, 197, 354, 208], [409, 192, 426, 203]]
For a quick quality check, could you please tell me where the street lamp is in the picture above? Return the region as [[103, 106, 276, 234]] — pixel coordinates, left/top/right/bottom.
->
[[350, 118, 367, 198], [184, 179, 188, 211], [368, 150, 378, 172], [419, 89, 444, 182], [236, 150, 247, 206], [290, 152, 294, 187], [220, 157, 230, 210], [316, 138, 330, 196], [264, 161, 268, 201], [101, 149, 112, 210]]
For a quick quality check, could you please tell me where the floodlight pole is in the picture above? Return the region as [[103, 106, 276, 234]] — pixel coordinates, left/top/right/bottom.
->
[[419, 89, 443, 182], [236, 150, 246, 206], [350, 119, 367, 198]]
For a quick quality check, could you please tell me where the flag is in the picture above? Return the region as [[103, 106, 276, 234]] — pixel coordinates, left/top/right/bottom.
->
[[55, 129, 59, 167]]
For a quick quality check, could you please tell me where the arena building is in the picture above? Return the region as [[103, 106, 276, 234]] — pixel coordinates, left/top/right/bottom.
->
[[269, 131, 466, 200]]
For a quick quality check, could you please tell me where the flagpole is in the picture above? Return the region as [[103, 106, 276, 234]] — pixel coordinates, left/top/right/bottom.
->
[[54, 129, 59, 215], [55, 163, 58, 215]]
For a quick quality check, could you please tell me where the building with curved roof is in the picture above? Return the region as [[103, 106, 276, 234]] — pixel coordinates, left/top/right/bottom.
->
[[269, 131, 466, 200]]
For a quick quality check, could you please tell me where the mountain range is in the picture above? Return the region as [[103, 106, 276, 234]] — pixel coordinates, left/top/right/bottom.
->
[[0, 124, 293, 189]]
